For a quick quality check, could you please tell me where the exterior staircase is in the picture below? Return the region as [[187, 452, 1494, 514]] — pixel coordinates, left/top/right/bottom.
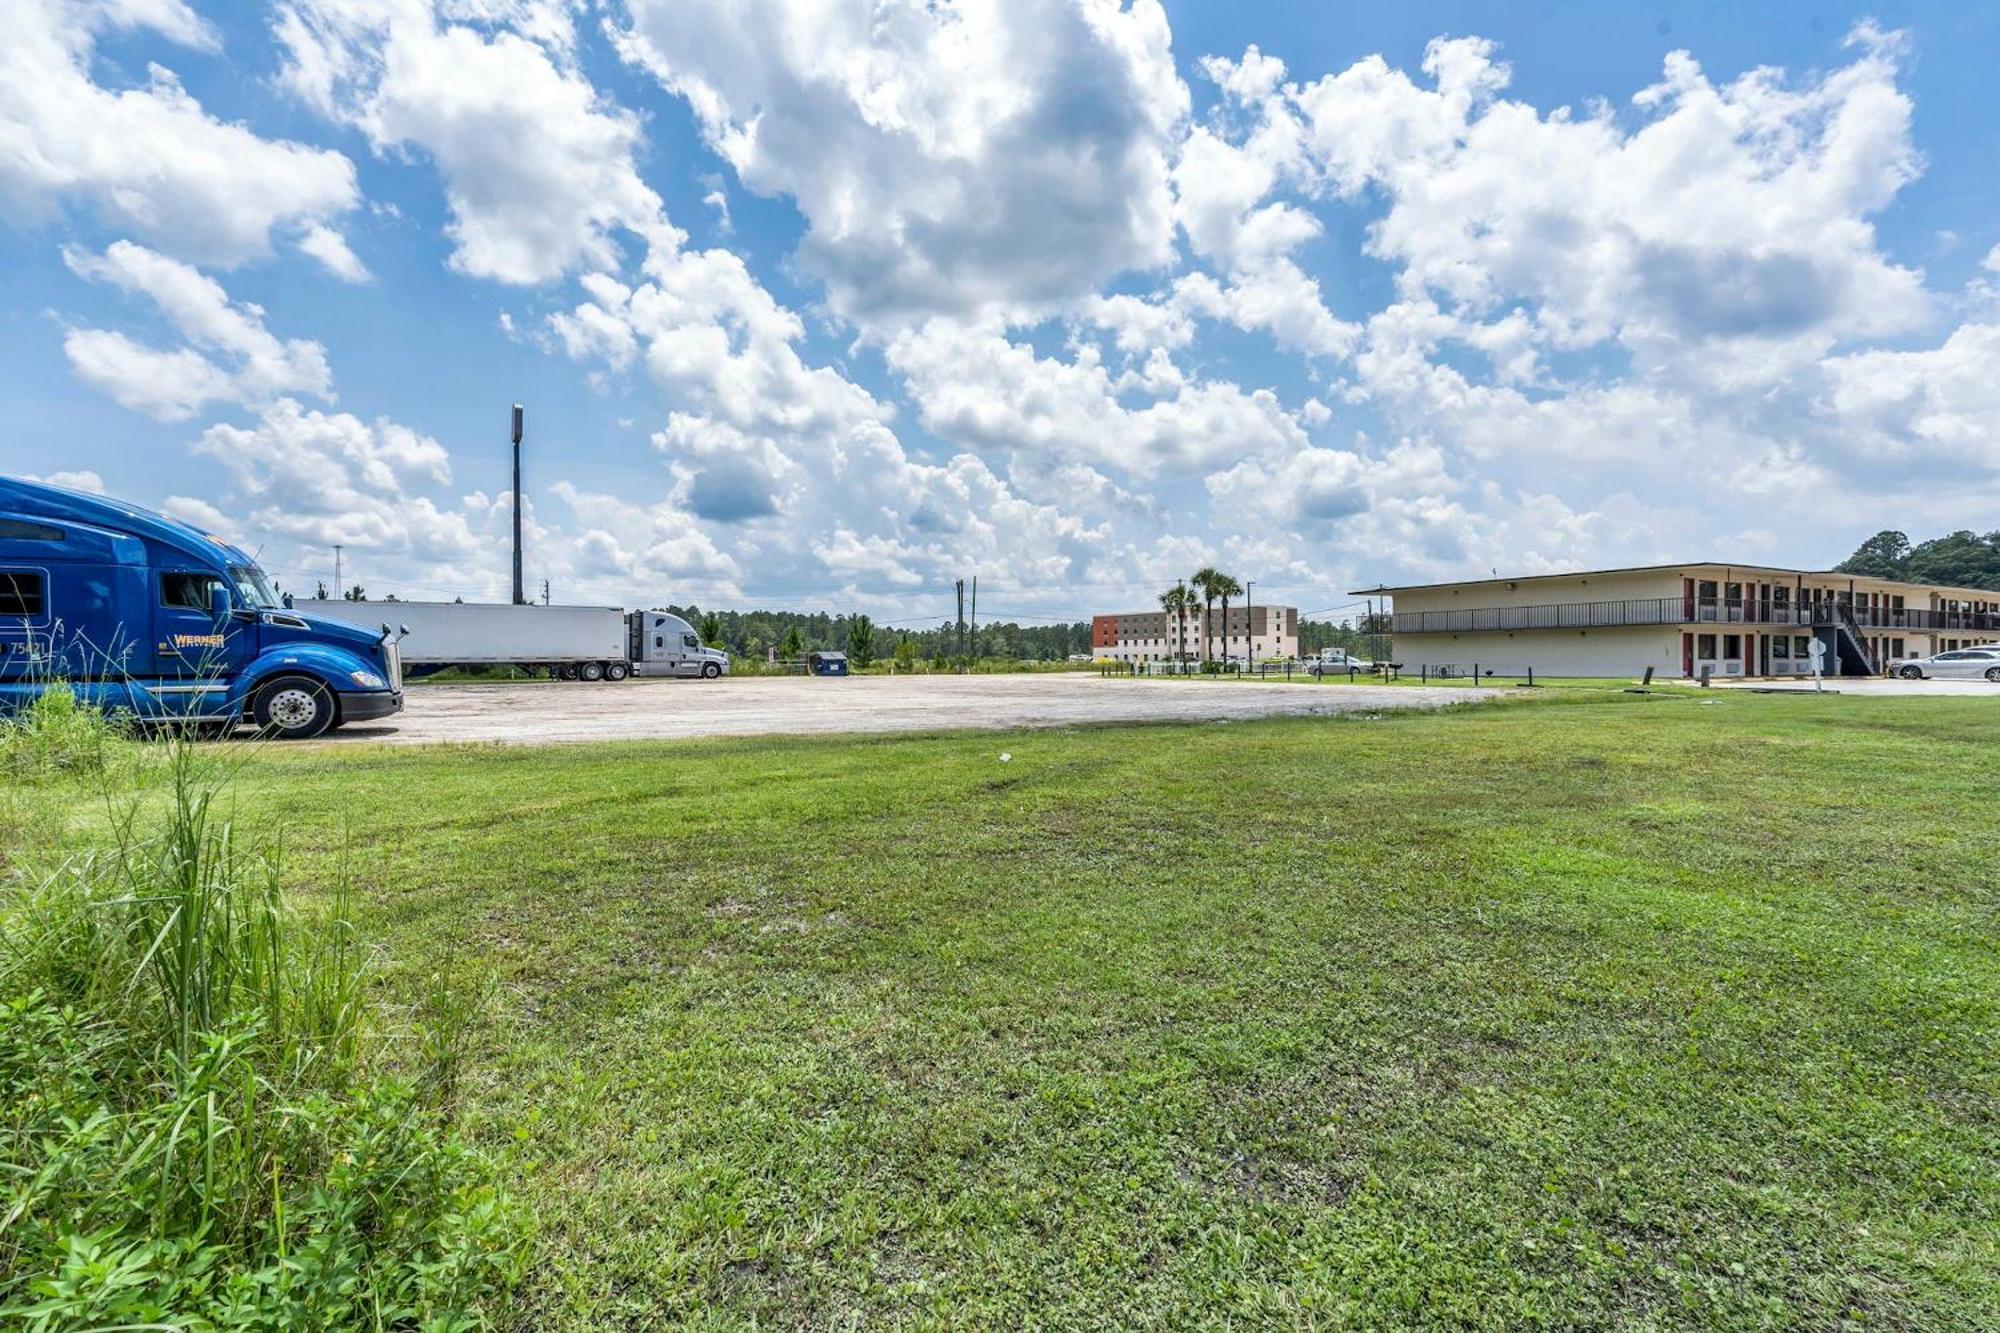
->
[[1813, 603, 1875, 676]]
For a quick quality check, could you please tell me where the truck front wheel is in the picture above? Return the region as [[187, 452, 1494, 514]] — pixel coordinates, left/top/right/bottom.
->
[[253, 676, 336, 740], [701, 661, 721, 679]]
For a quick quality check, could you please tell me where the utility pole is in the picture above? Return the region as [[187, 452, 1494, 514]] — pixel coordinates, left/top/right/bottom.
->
[[1244, 580, 1253, 664], [511, 404, 525, 605], [541, 579, 550, 606], [955, 579, 966, 659], [970, 575, 978, 660], [332, 544, 342, 595]]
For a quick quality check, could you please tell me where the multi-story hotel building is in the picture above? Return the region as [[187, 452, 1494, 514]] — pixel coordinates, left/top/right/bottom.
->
[[1358, 563, 2000, 679], [1092, 604, 1299, 664]]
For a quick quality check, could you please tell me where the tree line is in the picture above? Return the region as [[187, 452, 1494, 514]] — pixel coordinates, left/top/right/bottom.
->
[[1837, 530, 2000, 590], [666, 603, 1379, 665], [666, 607, 1091, 665]]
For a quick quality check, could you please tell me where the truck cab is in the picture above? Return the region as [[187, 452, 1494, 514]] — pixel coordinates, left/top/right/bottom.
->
[[0, 476, 402, 737], [628, 610, 730, 678]]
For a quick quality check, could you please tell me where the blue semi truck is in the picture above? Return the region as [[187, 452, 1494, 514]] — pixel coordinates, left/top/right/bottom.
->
[[0, 475, 402, 738]]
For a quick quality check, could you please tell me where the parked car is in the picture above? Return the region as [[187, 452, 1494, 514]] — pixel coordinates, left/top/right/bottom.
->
[[1891, 647, 2000, 681], [1304, 648, 1374, 677]]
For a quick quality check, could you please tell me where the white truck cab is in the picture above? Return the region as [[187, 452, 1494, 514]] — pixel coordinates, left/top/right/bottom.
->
[[628, 611, 731, 678]]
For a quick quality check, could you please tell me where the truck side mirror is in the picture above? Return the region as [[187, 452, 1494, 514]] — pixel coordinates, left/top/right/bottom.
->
[[209, 582, 233, 623]]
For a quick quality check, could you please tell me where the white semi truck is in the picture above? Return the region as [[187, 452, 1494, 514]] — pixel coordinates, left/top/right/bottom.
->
[[295, 600, 729, 682]]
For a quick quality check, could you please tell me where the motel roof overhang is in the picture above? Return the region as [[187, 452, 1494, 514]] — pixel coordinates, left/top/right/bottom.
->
[[1350, 561, 2000, 602]]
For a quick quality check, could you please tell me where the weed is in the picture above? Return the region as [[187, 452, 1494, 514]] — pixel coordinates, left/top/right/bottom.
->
[[0, 681, 130, 782], [0, 734, 524, 1329]]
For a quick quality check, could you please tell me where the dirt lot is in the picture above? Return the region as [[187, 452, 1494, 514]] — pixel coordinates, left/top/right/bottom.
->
[[331, 673, 1497, 746]]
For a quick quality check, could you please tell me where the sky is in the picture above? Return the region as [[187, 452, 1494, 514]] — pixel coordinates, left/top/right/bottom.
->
[[3, 1, 1998, 628]]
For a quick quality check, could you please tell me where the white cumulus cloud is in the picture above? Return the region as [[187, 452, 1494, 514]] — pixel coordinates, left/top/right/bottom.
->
[[0, 0, 361, 272], [62, 241, 333, 420], [615, 0, 1189, 328]]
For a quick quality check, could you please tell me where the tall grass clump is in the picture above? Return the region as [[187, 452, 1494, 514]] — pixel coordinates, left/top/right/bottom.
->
[[0, 737, 525, 1330], [0, 681, 129, 782]]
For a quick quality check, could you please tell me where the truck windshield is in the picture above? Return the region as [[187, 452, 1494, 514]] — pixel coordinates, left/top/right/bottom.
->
[[229, 565, 281, 609]]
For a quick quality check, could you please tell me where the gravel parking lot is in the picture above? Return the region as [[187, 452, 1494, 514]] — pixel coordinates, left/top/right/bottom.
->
[[329, 672, 1498, 747]]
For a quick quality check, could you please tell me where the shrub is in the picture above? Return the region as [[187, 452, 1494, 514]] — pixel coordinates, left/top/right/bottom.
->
[[0, 739, 525, 1329]]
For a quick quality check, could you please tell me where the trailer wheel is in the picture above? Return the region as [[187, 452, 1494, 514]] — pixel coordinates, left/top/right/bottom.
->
[[606, 662, 630, 682], [253, 675, 336, 740], [555, 664, 579, 681], [580, 660, 606, 682]]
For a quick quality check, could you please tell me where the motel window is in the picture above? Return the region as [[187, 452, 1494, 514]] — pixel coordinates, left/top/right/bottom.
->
[[0, 570, 46, 618], [1698, 580, 1718, 599], [1772, 637, 1790, 659], [1697, 634, 1717, 659], [1795, 636, 1811, 656], [1893, 638, 1905, 658], [1723, 634, 1741, 659]]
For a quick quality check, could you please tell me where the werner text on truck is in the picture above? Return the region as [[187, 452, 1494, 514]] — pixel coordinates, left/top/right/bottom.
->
[[0, 476, 402, 739]]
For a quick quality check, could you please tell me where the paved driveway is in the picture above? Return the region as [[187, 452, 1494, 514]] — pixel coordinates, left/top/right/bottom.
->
[[329, 672, 1497, 747], [1717, 677, 2000, 696]]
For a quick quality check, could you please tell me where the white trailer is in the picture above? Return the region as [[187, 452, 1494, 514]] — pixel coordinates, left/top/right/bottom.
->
[[294, 600, 729, 682]]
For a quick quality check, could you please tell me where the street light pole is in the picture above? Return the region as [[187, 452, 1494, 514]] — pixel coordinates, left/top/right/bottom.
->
[[510, 404, 525, 605], [1244, 580, 1252, 669]]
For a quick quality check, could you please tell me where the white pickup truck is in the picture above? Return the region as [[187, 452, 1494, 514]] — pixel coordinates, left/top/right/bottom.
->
[[1304, 648, 1374, 677]]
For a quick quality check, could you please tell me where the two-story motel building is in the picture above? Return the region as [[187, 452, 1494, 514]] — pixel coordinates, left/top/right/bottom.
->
[[1358, 563, 2000, 679], [1092, 605, 1299, 664]]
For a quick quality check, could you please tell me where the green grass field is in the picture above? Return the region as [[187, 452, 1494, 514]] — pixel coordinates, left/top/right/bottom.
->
[[6, 690, 1996, 1329]]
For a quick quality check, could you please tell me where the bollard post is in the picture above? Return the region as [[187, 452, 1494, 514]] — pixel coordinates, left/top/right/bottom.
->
[[1641, 666, 1655, 687], [1527, 666, 1534, 687]]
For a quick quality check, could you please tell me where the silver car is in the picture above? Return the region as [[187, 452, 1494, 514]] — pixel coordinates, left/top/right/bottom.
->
[[1893, 647, 2000, 682]]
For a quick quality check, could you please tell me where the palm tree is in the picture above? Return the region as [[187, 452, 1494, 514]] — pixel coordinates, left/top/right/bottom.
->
[[1159, 582, 1196, 669], [1190, 566, 1222, 663], [1211, 573, 1244, 664]]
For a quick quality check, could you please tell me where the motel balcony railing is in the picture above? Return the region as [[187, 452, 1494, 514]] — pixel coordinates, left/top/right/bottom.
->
[[1388, 596, 2000, 636]]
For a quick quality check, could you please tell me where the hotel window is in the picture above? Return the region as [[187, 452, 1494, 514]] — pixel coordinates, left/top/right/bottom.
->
[[1697, 633, 1717, 659], [1723, 634, 1741, 659], [1794, 635, 1811, 656], [1772, 637, 1790, 659]]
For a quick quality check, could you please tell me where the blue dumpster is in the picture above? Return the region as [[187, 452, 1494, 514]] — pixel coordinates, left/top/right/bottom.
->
[[808, 650, 850, 677]]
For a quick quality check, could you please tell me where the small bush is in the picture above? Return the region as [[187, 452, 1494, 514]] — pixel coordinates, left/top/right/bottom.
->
[[0, 682, 128, 782], [0, 740, 525, 1329]]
